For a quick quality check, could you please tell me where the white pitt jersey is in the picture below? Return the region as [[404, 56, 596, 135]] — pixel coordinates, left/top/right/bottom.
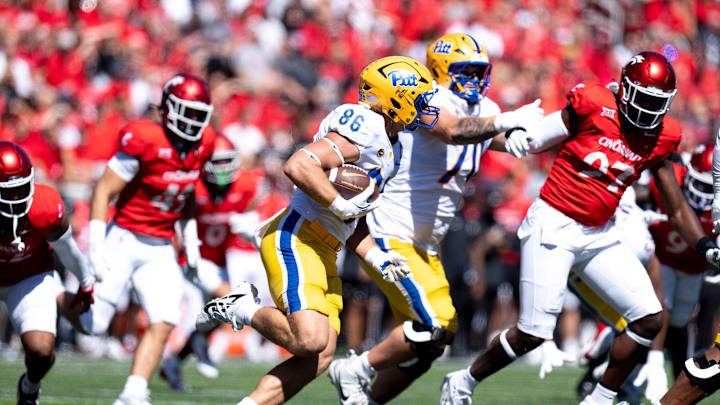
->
[[290, 103, 400, 243], [367, 86, 500, 254]]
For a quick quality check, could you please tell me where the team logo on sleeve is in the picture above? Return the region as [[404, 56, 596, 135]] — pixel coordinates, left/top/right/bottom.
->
[[600, 107, 616, 119], [388, 70, 419, 87]]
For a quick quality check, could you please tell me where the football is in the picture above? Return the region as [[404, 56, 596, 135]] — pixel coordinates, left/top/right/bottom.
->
[[327, 164, 379, 202]]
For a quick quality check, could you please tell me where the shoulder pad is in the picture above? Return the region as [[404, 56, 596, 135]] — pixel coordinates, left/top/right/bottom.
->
[[326, 104, 386, 148], [118, 120, 162, 160], [29, 184, 64, 230], [566, 81, 614, 116]]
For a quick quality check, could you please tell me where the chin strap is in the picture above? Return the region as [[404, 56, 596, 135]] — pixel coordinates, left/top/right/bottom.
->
[[10, 216, 24, 251]]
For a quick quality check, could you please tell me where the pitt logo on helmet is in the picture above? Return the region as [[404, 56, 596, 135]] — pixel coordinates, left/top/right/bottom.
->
[[433, 40, 452, 55], [388, 70, 419, 87]]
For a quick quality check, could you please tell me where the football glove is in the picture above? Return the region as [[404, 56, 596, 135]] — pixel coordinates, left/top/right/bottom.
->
[[539, 340, 576, 379], [229, 211, 261, 241], [505, 129, 531, 159], [364, 247, 410, 282], [328, 178, 381, 220], [642, 210, 668, 226], [493, 99, 544, 133], [70, 279, 95, 313], [632, 350, 669, 404], [712, 199, 720, 235]]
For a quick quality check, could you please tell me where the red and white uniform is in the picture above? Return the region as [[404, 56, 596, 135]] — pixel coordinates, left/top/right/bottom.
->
[[112, 120, 215, 238], [517, 82, 676, 339], [192, 171, 260, 295], [540, 82, 682, 226], [648, 163, 710, 326], [0, 184, 65, 334], [90, 120, 215, 330]]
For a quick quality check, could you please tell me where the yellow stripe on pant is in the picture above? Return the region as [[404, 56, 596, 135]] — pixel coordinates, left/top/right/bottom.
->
[[362, 238, 458, 333], [715, 333, 720, 346], [259, 208, 343, 334], [568, 273, 628, 331]]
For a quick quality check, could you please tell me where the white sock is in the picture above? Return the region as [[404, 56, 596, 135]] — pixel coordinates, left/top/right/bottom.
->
[[122, 374, 148, 397], [463, 367, 479, 389], [233, 302, 261, 326], [587, 383, 616, 404], [237, 397, 258, 405], [357, 351, 376, 378], [21, 374, 41, 394]]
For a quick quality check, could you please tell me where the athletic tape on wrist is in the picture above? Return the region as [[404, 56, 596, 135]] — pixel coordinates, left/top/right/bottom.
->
[[499, 329, 518, 360], [625, 328, 653, 347]]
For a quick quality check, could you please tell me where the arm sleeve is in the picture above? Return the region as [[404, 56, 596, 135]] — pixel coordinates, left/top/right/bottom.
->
[[49, 226, 94, 288], [713, 130, 720, 202], [527, 110, 570, 153], [107, 151, 140, 182]]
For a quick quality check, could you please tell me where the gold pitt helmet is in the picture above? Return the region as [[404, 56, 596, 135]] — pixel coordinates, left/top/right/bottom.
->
[[426, 33, 492, 103], [359, 56, 439, 129]]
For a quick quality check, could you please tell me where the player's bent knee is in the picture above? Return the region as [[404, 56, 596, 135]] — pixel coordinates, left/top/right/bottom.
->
[[399, 320, 452, 378], [293, 333, 328, 356], [629, 311, 663, 340]]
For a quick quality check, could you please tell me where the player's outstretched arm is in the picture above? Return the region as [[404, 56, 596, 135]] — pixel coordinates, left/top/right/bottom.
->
[[501, 109, 571, 158], [423, 99, 544, 145], [711, 130, 720, 234], [88, 167, 129, 281], [346, 218, 410, 282], [652, 159, 719, 267], [47, 216, 95, 313]]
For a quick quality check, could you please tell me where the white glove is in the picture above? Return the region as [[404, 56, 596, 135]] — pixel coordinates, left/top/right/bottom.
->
[[642, 210, 668, 226], [328, 178, 381, 220], [633, 350, 668, 404], [230, 211, 261, 241], [180, 218, 201, 270], [712, 199, 720, 235], [87, 219, 108, 282], [505, 129, 531, 159], [539, 340, 576, 379], [493, 99, 544, 133], [364, 247, 411, 282]]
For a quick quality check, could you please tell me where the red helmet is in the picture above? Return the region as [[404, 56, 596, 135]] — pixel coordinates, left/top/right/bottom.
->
[[0, 141, 34, 220], [618, 51, 677, 129], [684, 143, 714, 211], [203, 135, 240, 187], [161, 74, 213, 142]]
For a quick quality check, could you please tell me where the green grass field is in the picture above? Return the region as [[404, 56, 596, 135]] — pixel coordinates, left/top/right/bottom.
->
[[1, 355, 715, 405]]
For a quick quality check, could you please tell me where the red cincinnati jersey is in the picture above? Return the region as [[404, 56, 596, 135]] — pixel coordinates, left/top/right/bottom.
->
[[195, 170, 261, 267], [649, 163, 712, 274], [0, 184, 64, 286], [539, 82, 682, 226], [113, 120, 215, 239]]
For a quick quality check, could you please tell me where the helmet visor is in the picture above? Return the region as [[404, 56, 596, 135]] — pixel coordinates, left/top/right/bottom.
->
[[409, 89, 439, 130], [448, 62, 492, 103], [166, 94, 214, 141], [621, 77, 676, 129], [0, 170, 34, 218], [684, 167, 714, 211]]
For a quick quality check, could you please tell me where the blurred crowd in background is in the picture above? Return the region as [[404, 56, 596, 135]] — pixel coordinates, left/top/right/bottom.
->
[[1, 0, 720, 361]]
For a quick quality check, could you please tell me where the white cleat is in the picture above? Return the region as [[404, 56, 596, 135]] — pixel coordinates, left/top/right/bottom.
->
[[112, 390, 151, 405], [440, 370, 473, 405], [196, 282, 259, 332], [328, 350, 373, 405]]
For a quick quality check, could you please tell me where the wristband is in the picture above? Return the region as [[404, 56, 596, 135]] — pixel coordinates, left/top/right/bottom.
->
[[88, 219, 107, 247], [364, 246, 385, 267], [696, 235, 716, 256]]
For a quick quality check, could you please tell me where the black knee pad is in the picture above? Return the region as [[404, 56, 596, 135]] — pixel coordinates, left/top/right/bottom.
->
[[684, 353, 720, 396], [399, 320, 452, 378]]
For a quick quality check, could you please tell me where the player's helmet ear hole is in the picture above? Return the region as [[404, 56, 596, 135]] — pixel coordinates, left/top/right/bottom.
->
[[391, 98, 401, 109], [363, 84, 371, 91], [387, 110, 397, 118]]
